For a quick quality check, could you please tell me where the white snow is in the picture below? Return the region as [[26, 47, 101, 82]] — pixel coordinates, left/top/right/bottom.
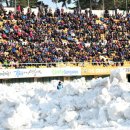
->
[[0, 69, 130, 130]]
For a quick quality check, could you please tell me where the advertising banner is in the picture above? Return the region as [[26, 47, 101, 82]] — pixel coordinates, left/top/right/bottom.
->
[[0, 67, 81, 79], [81, 67, 130, 76], [0, 66, 129, 79]]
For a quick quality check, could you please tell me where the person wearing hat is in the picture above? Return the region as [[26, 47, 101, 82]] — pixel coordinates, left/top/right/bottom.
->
[[57, 81, 63, 90]]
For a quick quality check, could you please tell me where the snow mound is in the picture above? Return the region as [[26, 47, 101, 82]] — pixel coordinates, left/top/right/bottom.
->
[[0, 69, 130, 129], [110, 69, 127, 83]]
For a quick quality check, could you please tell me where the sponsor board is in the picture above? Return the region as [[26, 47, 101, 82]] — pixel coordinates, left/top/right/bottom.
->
[[0, 67, 81, 79], [81, 67, 130, 75], [0, 66, 129, 79]]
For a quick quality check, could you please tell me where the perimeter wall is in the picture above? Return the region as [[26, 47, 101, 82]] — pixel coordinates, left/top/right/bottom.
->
[[0, 66, 130, 83], [4, 7, 127, 17]]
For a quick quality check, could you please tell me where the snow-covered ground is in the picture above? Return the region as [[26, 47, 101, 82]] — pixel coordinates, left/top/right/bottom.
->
[[0, 69, 130, 130]]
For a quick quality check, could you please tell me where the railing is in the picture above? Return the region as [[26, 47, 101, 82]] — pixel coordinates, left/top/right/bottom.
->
[[0, 61, 130, 69]]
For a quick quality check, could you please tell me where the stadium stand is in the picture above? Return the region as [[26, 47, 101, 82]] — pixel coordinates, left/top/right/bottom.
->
[[0, 5, 130, 69]]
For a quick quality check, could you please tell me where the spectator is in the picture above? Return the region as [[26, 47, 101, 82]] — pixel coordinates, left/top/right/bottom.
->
[[0, 7, 129, 68]]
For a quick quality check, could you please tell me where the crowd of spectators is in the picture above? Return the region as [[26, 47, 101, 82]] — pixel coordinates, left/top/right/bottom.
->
[[0, 4, 130, 68]]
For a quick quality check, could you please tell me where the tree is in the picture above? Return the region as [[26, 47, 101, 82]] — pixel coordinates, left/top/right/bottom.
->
[[52, 0, 72, 7], [74, 0, 117, 10], [5, 0, 9, 7], [54, 0, 130, 10], [2, 0, 38, 7]]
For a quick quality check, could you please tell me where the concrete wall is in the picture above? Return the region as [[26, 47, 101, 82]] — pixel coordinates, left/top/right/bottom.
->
[[4, 7, 127, 17]]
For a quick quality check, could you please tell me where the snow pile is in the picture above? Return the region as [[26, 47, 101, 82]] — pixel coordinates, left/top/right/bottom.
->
[[0, 69, 130, 130]]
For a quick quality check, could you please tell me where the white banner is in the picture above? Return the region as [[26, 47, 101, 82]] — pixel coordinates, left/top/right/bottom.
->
[[0, 67, 81, 79]]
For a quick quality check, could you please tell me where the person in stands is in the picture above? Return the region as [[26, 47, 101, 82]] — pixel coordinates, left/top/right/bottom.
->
[[0, 7, 129, 68]]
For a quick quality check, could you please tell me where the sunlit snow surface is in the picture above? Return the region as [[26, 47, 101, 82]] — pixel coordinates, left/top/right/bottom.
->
[[0, 69, 130, 130]]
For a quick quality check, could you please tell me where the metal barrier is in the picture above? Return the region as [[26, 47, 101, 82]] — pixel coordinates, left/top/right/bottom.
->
[[0, 61, 130, 69]]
